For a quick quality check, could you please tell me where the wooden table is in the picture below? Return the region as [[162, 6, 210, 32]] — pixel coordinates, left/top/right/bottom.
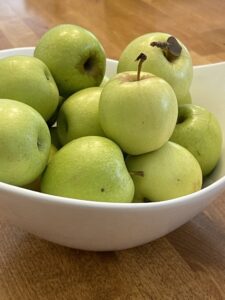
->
[[1, 1, 225, 299]]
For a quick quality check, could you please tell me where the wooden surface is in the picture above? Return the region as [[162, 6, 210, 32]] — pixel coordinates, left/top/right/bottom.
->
[[1, 0, 225, 299]]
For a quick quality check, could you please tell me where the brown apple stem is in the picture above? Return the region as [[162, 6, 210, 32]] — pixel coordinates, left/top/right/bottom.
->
[[135, 53, 147, 81], [129, 170, 145, 177], [150, 36, 182, 62]]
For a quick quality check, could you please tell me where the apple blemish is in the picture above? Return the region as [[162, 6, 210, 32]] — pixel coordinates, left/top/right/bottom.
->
[[150, 36, 182, 62]]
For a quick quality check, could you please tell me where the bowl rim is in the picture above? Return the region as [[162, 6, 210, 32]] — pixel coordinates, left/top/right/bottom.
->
[[1, 175, 225, 210], [0, 47, 225, 210]]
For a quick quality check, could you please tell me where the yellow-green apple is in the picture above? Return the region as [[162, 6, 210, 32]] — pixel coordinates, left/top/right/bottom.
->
[[41, 136, 134, 203], [23, 143, 58, 192], [99, 68, 178, 155], [117, 32, 193, 102], [177, 91, 192, 105], [126, 141, 202, 202], [0, 99, 51, 186], [48, 144, 58, 161], [0, 55, 59, 121], [170, 104, 223, 176], [34, 24, 106, 97], [57, 87, 105, 145]]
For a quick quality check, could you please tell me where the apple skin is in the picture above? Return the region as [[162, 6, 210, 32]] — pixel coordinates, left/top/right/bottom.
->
[[117, 32, 193, 101], [0, 55, 59, 121], [23, 144, 58, 192], [99, 71, 178, 155], [170, 104, 223, 176], [0, 99, 51, 186], [126, 141, 202, 202], [34, 24, 106, 97], [57, 87, 105, 146], [41, 136, 134, 203], [177, 91, 192, 105], [48, 144, 58, 161]]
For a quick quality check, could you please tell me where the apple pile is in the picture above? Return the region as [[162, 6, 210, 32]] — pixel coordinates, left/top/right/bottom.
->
[[0, 24, 223, 203]]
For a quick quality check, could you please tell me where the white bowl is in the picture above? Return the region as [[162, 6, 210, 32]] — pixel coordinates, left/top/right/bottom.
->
[[0, 47, 225, 251]]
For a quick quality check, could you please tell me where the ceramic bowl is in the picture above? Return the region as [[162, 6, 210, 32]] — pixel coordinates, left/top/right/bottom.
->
[[0, 47, 224, 251]]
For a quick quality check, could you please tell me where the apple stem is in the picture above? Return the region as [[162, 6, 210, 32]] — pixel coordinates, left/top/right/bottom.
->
[[150, 36, 182, 62], [135, 53, 147, 81], [129, 170, 145, 177]]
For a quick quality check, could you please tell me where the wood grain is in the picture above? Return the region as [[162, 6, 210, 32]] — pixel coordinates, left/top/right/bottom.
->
[[0, 0, 225, 299]]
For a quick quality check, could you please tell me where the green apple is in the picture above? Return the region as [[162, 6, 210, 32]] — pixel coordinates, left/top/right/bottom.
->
[[0, 55, 59, 121], [48, 143, 58, 160], [126, 141, 202, 202], [57, 87, 105, 145], [117, 32, 193, 101], [99, 70, 178, 155], [0, 99, 51, 186], [23, 143, 58, 192], [34, 24, 106, 97], [177, 91, 192, 105], [41, 136, 134, 203], [170, 104, 223, 176]]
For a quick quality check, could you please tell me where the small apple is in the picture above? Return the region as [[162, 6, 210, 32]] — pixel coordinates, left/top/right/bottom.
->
[[34, 24, 106, 97], [170, 104, 223, 176], [41, 136, 134, 203], [0, 99, 51, 186], [126, 141, 202, 202], [99, 54, 178, 155], [0, 55, 59, 121], [117, 32, 193, 101], [57, 87, 105, 146]]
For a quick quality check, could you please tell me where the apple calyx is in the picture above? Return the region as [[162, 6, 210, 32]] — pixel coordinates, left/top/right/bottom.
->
[[129, 170, 145, 177], [135, 52, 147, 81], [150, 36, 182, 62]]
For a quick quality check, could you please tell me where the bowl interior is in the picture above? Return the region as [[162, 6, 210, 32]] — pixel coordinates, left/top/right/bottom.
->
[[0, 47, 224, 189], [190, 63, 225, 186]]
